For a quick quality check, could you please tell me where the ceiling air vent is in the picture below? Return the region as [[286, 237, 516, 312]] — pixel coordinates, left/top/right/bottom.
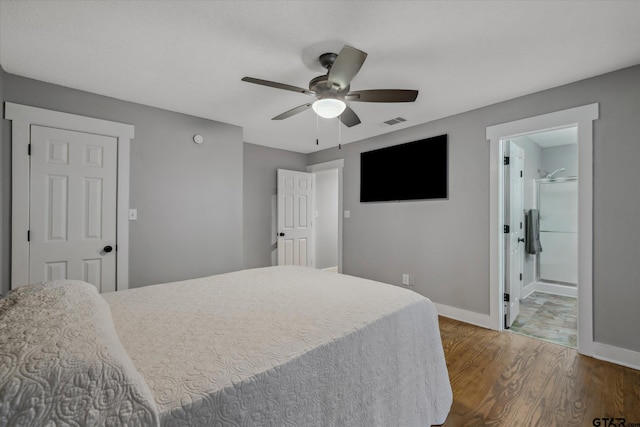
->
[[383, 117, 407, 126]]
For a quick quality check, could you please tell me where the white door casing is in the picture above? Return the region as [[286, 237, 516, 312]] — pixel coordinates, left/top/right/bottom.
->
[[486, 103, 598, 358], [6, 102, 134, 291], [29, 126, 117, 292], [506, 141, 525, 327], [277, 169, 313, 267]]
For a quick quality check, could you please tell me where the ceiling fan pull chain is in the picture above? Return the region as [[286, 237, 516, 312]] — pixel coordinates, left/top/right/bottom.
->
[[338, 115, 342, 150], [316, 114, 319, 145]]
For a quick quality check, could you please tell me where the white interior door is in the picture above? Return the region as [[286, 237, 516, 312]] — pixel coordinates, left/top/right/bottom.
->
[[277, 169, 313, 267], [506, 141, 525, 327], [29, 125, 118, 292]]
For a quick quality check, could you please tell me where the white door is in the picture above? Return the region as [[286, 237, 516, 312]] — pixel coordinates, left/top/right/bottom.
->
[[29, 125, 118, 292], [277, 169, 313, 266], [506, 141, 525, 327]]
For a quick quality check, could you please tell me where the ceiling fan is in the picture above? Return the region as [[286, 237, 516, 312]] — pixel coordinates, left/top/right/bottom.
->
[[241, 45, 419, 127]]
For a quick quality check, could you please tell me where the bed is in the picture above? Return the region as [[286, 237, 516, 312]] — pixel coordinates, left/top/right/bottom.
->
[[0, 266, 452, 426]]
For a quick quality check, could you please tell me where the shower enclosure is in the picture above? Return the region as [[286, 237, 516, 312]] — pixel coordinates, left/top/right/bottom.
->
[[535, 176, 578, 290]]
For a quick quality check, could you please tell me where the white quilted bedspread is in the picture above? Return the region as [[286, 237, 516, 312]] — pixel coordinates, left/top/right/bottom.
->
[[0, 281, 159, 426], [103, 266, 452, 426]]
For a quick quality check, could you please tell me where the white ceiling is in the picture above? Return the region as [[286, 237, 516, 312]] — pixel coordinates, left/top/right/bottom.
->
[[1, 1, 639, 154]]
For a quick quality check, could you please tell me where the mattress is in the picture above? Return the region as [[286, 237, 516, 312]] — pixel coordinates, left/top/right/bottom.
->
[[102, 266, 452, 426]]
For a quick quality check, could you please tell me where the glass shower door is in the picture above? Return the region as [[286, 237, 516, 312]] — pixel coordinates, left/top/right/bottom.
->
[[537, 179, 578, 285]]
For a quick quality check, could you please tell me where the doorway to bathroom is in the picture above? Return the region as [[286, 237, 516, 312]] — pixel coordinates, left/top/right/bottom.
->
[[486, 103, 598, 357], [506, 127, 579, 348]]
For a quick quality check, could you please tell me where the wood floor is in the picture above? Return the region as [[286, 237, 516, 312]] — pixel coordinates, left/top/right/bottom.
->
[[439, 317, 640, 427]]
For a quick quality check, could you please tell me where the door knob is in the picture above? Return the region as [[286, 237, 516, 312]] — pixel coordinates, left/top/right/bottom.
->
[[103, 245, 113, 253], [517, 238, 525, 243], [278, 232, 285, 237]]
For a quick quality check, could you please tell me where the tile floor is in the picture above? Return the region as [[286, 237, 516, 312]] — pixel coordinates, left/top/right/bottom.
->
[[509, 291, 577, 348]]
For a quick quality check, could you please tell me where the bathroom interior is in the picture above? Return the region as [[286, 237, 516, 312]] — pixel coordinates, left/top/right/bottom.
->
[[509, 126, 578, 348]]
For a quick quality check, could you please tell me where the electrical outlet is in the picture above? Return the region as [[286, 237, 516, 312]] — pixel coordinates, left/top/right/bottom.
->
[[128, 209, 137, 221], [402, 274, 410, 286]]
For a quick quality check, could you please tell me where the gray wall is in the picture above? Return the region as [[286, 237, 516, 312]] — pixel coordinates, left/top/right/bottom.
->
[[314, 169, 339, 270], [1, 72, 244, 291], [542, 144, 578, 178], [243, 142, 307, 269], [308, 65, 640, 352], [512, 137, 542, 287]]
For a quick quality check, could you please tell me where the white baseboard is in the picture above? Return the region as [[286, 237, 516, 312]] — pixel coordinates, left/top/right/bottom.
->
[[433, 302, 494, 330], [523, 281, 577, 298], [522, 282, 536, 299], [322, 266, 338, 273], [593, 342, 640, 371]]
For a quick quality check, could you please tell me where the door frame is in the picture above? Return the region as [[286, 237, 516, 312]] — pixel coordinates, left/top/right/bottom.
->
[[5, 102, 134, 291], [486, 103, 598, 357], [307, 159, 344, 273]]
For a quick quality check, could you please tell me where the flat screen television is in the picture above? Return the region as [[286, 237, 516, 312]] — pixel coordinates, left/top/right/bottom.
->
[[360, 134, 448, 202]]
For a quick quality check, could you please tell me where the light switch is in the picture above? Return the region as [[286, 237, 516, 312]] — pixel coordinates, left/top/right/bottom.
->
[[344, 210, 351, 218], [129, 209, 138, 220]]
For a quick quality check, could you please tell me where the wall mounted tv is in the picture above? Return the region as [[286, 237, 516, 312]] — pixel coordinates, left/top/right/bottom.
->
[[360, 134, 448, 202]]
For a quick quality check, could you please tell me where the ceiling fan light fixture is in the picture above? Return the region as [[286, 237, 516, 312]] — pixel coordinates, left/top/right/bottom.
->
[[242, 45, 418, 127], [312, 98, 346, 119]]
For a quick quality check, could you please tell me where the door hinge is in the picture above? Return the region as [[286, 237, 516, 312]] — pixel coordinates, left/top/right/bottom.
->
[[504, 293, 510, 302], [27, 230, 30, 241], [28, 144, 31, 156], [503, 156, 510, 165], [503, 225, 510, 233], [520, 170, 523, 177], [520, 221, 523, 229], [519, 273, 523, 281]]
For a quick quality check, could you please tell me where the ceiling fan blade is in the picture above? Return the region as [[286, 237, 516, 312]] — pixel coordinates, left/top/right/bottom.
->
[[272, 103, 313, 120], [328, 46, 368, 90], [242, 77, 315, 96], [339, 106, 361, 127], [346, 89, 418, 103]]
